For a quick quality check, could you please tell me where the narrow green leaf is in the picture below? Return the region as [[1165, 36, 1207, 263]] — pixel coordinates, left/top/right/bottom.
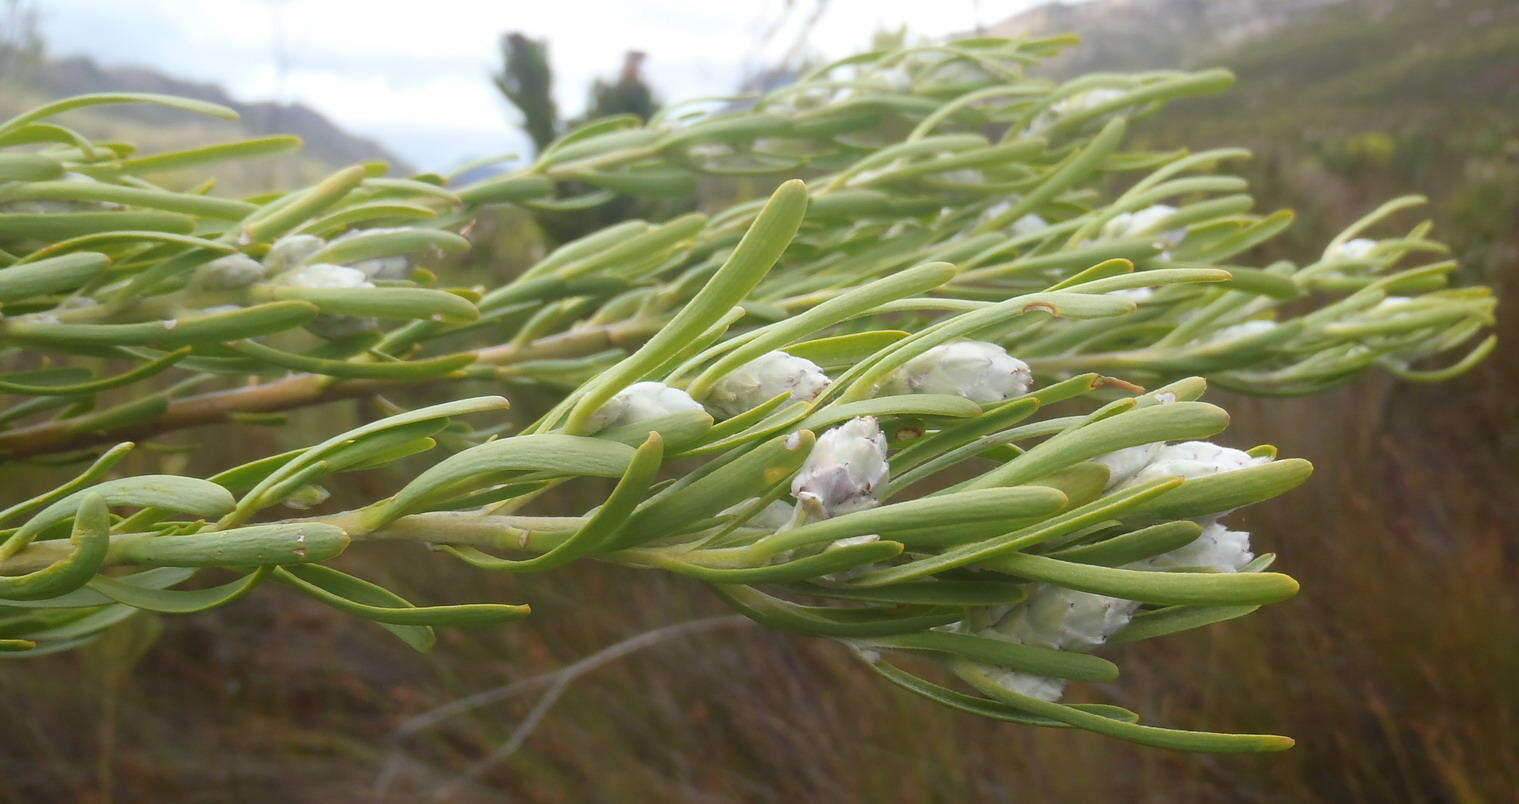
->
[[89, 567, 269, 613], [563, 180, 808, 434], [276, 565, 529, 626]]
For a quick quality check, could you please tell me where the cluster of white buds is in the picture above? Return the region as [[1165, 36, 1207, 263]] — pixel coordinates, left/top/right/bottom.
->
[[1329, 237, 1378, 261], [979, 585, 1142, 701], [193, 254, 266, 291], [976, 439, 1265, 698], [791, 416, 889, 518], [884, 341, 1032, 404], [706, 350, 832, 418], [586, 381, 705, 433]]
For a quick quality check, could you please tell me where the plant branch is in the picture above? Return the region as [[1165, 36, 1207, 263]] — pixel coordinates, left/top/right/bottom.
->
[[0, 319, 658, 459]]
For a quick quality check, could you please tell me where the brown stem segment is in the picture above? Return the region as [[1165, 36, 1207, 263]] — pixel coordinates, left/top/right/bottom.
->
[[0, 320, 656, 459]]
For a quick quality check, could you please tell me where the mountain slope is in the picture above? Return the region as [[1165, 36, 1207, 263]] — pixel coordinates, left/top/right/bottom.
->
[[1, 44, 411, 187]]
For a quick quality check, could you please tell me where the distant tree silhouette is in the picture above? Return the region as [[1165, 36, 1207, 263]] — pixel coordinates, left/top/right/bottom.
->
[[491, 37, 681, 241], [582, 51, 658, 123], [493, 32, 559, 155]]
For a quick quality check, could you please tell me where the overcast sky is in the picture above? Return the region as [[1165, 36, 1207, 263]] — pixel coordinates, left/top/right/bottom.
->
[[32, 1, 1043, 172]]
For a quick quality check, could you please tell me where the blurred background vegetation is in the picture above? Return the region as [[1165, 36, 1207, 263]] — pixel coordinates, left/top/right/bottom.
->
[[1, 0, 1515, 800]]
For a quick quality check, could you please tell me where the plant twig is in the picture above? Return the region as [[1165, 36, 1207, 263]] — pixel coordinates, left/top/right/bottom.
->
[[373, 615, 751, 801], [0, 320, 656, 459]]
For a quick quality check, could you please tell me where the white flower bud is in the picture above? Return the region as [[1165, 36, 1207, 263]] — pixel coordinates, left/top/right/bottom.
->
[[978, 206, 1047, 237], [1200, 319, 1278, 345], [1093, 442, 1163, 489], [586, 381, 705, 433], [707, 351, 832, 418], [1117, 440, 1268, 491], [333, 227, 413, 280], [263, 234, 327, 274], [792, 416, 889, 518], [1330, 237, 1377, 261], [973, 584, 1140, 701], [1028, 88, 1127, 133], [195, 254, 266, 290], [993, 585, 1139, 652], [1102, 204, 1184, 247], [276, 264, 377, 339], [279, 263, 374, 290], [1010, 212, 1047, 237], [987, 671, 1068, 702], [885, 340, 1032, 404], [1139, 520, 1254, 573], [1373, 295, 1414, 312], [1107, 287, 1155, 303]]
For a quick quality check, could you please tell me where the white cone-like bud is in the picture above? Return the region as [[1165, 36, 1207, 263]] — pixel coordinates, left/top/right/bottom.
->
[[1028, 88, 1127, 133], [707, 351, 832, 418], [1010, 213, 1048, 238], [586, 381, 705, 433], [1330, 237, 1377, 261], [988, 671, 1068, 702], [278, 264, 377, 339], [885, 341, 1032, 404], [263, 234, 327, 274], [993, 585, 1140, 653], [1201, 319, 1278, 345], [1107, 287, 1155, 303], [333, 227, 413, 280], [1117, 440, 1269, 491], [1373, 295, 1414, 312], [975, 584, 1140, 702], [195, 254, 266, 290], [1102, 204, 1185, 248], [978, 206, 1047, 237], [279, 263, 373, 289], [1140, 520, 1254, 573], [791, 416, 889, 518], [1093, 442, 1163, 489]]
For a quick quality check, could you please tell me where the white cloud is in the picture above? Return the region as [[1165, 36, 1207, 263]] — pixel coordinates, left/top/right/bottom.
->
[[33, 0, 1030, 171]]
